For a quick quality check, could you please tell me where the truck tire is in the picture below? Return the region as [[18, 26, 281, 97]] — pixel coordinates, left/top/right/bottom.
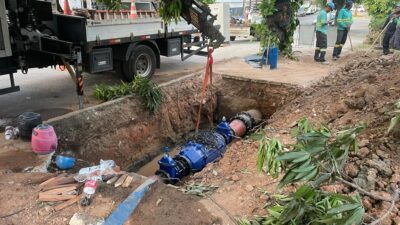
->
[[230, 36, 236, 41], [122, 45, 156, 81]]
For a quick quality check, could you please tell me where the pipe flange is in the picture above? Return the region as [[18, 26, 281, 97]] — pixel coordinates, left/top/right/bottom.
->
[[231, 111, 255, 133]]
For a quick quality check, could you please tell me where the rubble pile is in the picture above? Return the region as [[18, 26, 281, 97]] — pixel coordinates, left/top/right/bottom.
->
[[269, 53, 400, 224], [193, 53, 400, 223]]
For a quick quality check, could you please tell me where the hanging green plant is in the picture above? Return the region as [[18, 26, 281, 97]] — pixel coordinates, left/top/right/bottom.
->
[[256, 0, 303, 58]]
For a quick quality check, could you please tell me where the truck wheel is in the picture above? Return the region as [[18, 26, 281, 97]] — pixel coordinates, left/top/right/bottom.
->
[[122, 45, 156, 81], [230, 36, 236, 41]]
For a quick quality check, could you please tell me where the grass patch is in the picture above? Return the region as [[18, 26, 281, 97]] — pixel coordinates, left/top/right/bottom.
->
[[93, 76, 163, 112]]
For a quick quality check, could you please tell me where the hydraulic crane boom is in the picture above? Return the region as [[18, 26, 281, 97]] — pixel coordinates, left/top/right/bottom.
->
[[180, 0, 225, 48]]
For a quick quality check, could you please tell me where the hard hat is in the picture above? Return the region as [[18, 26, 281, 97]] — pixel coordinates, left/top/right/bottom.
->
[[345, 0, 353, 8], [327, 2, 335, 10]]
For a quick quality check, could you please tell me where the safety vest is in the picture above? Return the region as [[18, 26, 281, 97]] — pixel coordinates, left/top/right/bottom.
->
[[337, 8, 353, 30]]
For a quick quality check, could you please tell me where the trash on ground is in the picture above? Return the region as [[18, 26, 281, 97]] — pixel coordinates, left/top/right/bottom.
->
[[56, 155, 76, 170], [4, 126, 19, 140], [80, 179, 97, 206], [180, 183, 219, 197], [74, 159, 120, 182], [69, 213, 104, 225]]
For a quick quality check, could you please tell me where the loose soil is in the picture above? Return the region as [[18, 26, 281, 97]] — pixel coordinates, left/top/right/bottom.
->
[[0, 172, 142, 225], [0, 139, 45, 172], [126, 182, 222, 225], [193, 52, 400, 224], [1, 51, 399, 225]]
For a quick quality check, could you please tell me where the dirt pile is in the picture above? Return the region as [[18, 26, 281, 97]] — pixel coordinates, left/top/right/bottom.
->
[[193, 52, 400, 223], [127, 182, 222, 225], [267, 52, 400, 224]]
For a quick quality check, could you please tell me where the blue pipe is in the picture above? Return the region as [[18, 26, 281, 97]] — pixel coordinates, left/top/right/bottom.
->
[[103, 177, 156, 225], [156, 110, 259, 183]]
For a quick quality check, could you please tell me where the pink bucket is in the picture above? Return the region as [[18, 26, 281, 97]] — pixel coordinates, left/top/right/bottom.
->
[[31, 124, 58, 154]]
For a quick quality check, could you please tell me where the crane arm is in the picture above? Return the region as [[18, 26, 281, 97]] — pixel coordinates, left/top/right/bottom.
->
[[179, 0, 225, 48]]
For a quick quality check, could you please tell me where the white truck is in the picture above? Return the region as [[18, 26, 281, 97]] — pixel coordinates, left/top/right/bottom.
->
[[229, 12, 261, 41], [0, 0, 224, 107]]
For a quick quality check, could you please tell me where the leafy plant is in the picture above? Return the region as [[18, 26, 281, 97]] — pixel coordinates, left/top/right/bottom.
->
[[363, 0, 397, 32], [246, 118, 366, 225], [158, 0, 182, 24], [277, 122, 364, 188], [254, 133, 284, 179], [256, 0, 302, 58], [93, 76, 163, 112], [132, 76, 164, 112], [387, 99, 400, 134], [238, 185, 364, 225], [93, 82, 131, 101]]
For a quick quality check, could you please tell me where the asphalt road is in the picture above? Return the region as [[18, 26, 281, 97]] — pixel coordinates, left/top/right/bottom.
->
[[0, 14, 370, 122]]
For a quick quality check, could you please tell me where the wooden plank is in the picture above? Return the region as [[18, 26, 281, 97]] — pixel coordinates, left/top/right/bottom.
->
[[38, 193, 76, 202], [39, 177, 58, 188], [53, 195, 81, 211], [114, 174, 128, 188], [42, 183, 79, 192], [27, 173, 57, 185], [40, 186, 77, 195], [39, 174, 69, 188], [40, 175, 76, 190], [122, 176, 133, 188], [106, 176, 119, 185]]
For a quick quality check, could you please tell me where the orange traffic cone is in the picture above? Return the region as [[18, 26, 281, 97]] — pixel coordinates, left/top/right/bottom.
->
[[130, 0, 138, 19], [64, 0, 72, 15]]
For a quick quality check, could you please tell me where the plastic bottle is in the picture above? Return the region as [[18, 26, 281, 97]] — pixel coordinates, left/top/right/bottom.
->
[[80, 179, 97, 206], [4, 126, 14, 140]]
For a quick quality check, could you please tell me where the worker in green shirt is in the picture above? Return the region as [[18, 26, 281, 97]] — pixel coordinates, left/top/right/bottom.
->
[[333, 0, 353, 60], [394, 15, 400, 50], [315, 2, 335, 64]]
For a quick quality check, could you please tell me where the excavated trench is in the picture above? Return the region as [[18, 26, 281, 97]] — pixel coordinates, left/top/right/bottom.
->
[[48, 73, 302, 177]]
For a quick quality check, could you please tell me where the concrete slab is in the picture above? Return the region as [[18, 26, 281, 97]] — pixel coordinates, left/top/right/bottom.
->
[[214, 56, 332, 88]]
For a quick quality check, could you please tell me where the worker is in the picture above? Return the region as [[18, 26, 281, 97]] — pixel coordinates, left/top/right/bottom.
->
[[394, 13, 400, 50], [382, 3, 400, 55], [315, 2, 335, 64], [332, 0, 353, 60]]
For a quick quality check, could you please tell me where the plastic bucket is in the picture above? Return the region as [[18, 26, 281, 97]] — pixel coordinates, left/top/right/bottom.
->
[[268, 47, 278, 69], [17, 112, 42, 140], [31, 124, 58, 154]]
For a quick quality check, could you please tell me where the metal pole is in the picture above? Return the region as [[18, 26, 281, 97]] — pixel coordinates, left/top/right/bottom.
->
[[242, 0, 245, 21]]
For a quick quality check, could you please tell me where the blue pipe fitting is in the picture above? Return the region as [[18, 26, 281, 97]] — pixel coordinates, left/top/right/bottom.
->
[[215, 117, 235, 144], [156, 110, 260, 183]]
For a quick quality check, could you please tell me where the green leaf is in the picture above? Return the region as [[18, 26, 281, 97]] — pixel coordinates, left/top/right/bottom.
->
[[327, 203, 361, 215], [311, 173, 332, 187], [276, 151, 307, 161], [343, 207, 364, 225], [292, 164, 315, 173], [292, 153, 310, 163], [297, 167, 318, 182]]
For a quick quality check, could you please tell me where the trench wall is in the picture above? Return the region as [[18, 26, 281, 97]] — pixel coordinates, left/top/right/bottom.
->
[[46, 73, 303, 171], [47, 74, 216, 170], [215, 74, 303, 120]]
